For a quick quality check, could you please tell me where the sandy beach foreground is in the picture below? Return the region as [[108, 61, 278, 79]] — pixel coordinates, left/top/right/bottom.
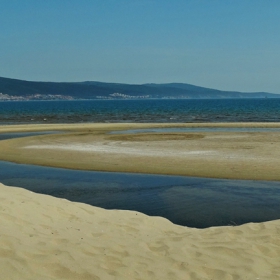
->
[[1, 122, 280, 180], [1, 123, 280, 278], [1, 182, 280, 280]]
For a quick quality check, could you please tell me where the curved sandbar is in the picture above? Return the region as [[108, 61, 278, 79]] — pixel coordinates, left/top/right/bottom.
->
[[1, 122, 280, 180]]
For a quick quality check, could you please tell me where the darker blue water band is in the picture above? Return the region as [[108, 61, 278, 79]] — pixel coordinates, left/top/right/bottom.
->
[[1, 99, 280, 124], [0, 131, 63, 141], [1, 160, 280, 229]]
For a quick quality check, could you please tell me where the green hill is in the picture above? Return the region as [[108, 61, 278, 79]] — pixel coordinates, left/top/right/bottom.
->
[[0, 76, 278, 100]]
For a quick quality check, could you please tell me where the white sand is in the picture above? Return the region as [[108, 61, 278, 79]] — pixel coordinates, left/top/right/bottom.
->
[[24, 143, 217, 157], [1, 182, 280, 280]]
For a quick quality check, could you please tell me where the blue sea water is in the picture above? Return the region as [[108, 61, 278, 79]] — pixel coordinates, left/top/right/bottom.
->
[[1, 98, 280, 124]]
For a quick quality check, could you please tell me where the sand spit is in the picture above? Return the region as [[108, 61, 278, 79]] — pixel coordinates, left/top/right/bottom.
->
[[1, 123, 280, 180], [1, 182, 280, 280]]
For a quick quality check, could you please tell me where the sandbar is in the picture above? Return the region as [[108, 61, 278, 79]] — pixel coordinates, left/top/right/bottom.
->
[[1, 122, 280, 180]]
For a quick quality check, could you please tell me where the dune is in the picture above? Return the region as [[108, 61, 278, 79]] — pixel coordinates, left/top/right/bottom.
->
[[1, 182, 280, 280]]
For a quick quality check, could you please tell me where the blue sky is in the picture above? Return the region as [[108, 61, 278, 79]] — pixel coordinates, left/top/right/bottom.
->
[[1, 0, 280, 93]]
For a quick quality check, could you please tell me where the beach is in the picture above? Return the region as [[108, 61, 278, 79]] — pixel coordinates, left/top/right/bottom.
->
[[1, 122, 280, 180], [1, 182, 280, 280], [1, 122, 280, 279]]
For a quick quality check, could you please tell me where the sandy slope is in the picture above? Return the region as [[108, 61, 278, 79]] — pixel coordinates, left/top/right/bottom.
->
[[1, 182, 280, 280]]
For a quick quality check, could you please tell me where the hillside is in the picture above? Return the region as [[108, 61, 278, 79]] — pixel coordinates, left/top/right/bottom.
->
[[0, 76, 278, 101]]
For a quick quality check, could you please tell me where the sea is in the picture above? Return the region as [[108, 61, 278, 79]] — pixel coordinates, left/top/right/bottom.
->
[[1, 98, 280, 228], [1, 98, 280, 124]]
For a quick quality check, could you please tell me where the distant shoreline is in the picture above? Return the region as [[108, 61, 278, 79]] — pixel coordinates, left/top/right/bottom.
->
[[1, 96, 279, 102]]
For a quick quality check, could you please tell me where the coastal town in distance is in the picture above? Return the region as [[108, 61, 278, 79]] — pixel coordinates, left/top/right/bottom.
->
[[0, 92, 74, 101], [0, 92, 151, 101]]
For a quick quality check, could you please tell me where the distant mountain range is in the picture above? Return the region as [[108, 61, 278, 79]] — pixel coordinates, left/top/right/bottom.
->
[[0, 76, 279, 101]]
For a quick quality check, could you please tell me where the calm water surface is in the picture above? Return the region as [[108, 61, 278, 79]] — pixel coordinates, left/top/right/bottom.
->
[[1, 98, 280, 124], [1, 161, 280, 228]]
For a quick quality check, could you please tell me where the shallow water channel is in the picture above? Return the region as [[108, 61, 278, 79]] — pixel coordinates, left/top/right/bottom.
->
[[1, 160, 280, 228]]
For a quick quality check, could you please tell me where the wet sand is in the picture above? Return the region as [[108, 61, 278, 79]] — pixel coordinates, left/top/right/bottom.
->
[[1, 122, 280, 180]]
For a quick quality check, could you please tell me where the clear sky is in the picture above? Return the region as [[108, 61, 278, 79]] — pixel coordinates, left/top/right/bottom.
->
[[1, 0, 280, 93]]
